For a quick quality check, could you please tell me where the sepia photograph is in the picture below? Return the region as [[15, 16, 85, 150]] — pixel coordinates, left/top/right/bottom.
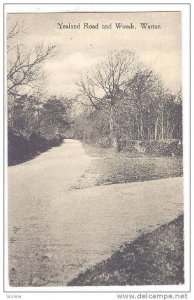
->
[[4, 5, 190, 293]]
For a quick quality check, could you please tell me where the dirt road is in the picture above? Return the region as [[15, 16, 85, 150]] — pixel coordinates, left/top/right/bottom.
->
[[8, 139, 183, 286]]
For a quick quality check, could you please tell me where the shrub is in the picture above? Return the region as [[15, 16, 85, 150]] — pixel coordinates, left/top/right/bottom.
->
[[95, 136, 111, 148], [144, 140, 183, 157], [121, 139, 183, 157], [29, 132, 50, 153], [50, 134, 63, 147], [8, 128, 30, 165], [8, 127, 64, 166]]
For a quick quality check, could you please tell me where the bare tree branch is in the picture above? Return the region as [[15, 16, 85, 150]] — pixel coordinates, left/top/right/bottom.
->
[[76, 50, 135, 109], [7, 43, 57, 97], [7, 21, 25, 40]]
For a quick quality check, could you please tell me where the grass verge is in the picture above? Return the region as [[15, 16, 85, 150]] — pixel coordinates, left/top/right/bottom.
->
[[68, 215, 184, 286], [74, 143, 183, 189]]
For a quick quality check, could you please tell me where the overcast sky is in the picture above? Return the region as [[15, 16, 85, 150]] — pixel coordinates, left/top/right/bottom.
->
[[7, 12, 182, 97]]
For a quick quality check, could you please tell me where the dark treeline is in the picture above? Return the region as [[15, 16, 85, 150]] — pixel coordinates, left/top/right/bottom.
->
[[8, 94, 72, 136], [73, 51, 182, 156], [7, 22, 182, 163], [8, 94, 73, 165], [7, 22, 73, 165]]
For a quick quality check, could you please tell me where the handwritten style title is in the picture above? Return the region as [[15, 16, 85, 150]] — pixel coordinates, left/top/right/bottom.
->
[[57, 22, 161, 30]]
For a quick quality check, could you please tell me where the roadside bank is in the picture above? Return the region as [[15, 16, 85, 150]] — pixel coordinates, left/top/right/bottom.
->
[[68, 214, 184, 286]]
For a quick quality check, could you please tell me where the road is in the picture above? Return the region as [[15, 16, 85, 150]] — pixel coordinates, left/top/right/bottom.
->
[[8, 139, 183, 286]]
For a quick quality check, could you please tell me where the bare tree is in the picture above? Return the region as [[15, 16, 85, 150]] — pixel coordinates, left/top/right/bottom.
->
[[7, 43, 56, 97], [7, 21, 58, 136], [7, 22, 57, 98], [75, 54, 183, 147], [77, 50, 135, 147], [125, 67, 164, 140]]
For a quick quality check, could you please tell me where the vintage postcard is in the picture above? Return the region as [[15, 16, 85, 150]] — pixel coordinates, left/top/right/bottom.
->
[[1, 2, 192, 300]]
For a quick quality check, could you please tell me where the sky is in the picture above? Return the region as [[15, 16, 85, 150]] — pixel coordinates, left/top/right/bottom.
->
[[7, 12, 182, 97]]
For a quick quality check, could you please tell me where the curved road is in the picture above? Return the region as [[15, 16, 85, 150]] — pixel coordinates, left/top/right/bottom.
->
[[8, 139, 183, 286]]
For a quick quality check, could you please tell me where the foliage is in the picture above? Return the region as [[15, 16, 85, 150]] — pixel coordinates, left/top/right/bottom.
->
[[7, 22, 73, 165], [74, 50, 183, 154]]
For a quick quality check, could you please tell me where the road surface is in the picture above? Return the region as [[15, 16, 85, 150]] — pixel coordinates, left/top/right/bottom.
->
[[8, 139, 183, 286]]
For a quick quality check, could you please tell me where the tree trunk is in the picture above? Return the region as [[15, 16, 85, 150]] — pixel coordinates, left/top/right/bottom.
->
[[10, 96, 17, 129], [154, 117, 159, 140], [109, 105, 117, 149], [166, 119, 169, 139], [161, 106, 164, 139], [140, 112, 144, 140], [135, 113, 140, 140], [148, 127, 150, 140]]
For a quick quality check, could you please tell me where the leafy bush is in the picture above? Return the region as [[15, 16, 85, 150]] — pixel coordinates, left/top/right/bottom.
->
[[93, 137, 111, 148], [29, 132, 50, 153], [144, 140, 183, 157], [8, 128, 64, 166], [49, 134, 63, 147], [8, 128, 30, 165], [121, 139, 183, 157]]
